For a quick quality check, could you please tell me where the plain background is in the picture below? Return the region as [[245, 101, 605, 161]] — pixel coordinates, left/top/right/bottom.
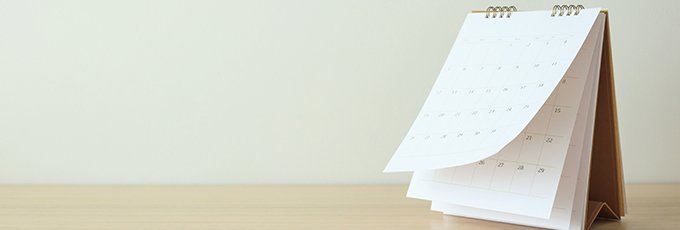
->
[[0, 0, 677, 184]]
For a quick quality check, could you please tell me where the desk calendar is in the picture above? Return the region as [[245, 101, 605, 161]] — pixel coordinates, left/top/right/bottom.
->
[[384, 5, 625, 230]]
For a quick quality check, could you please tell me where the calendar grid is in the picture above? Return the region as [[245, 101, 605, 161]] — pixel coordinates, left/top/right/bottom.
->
[[410, 34, 590, 197]]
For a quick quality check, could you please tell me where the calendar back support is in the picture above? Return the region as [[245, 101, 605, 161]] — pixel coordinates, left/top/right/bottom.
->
[[585, 11, 626, 229]]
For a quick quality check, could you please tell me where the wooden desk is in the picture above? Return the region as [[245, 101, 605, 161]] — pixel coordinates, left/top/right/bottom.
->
[[0, 184, 677, 229]]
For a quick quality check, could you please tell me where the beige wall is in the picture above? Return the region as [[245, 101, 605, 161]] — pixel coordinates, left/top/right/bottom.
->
[[0, 0, 677, 184]]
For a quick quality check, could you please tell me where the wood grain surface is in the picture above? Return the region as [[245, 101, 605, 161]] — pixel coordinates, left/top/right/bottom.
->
[[0, 184, 676, 229]]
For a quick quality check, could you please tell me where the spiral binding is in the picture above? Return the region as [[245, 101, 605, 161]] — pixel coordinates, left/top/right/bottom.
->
[[481, 5, 586, 18], [484, 6, 517, 18], [551, 5, 585, 16]]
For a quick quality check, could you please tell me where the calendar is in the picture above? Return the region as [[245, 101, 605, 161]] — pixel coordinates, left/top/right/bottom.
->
[[383, 6, 625, 230]]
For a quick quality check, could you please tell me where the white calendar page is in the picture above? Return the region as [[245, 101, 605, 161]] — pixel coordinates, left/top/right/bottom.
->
[[428, 14, 605, 230], [431, 55, 599, 229], [405, 12, 606, 219], [431, 35, 602, 228], [384, 9, 602, 172]]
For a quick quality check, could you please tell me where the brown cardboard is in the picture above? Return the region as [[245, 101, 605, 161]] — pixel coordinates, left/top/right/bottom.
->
[[584, 11, 626, 229], [585, 201, 618, 229]]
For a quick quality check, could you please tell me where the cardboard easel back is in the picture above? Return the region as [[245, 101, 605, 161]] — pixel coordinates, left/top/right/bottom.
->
[[584, 11, 626, 230]]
